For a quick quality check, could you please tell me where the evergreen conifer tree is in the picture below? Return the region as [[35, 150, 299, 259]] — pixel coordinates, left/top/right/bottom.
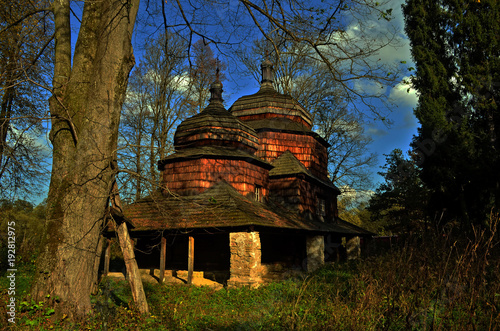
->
[[403, 0, 499, 227]]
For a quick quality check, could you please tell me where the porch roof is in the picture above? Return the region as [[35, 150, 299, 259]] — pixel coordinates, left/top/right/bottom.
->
[[115, 181, 371, 236]]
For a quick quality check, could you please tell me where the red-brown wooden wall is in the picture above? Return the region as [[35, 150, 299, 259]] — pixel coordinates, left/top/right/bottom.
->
[[269, 176, 337, 221], [162, 158, 269, 198], [257, 131, 328, 179]]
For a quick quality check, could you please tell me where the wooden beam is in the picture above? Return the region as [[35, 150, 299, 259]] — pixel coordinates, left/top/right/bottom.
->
[[116, 222, 149, 314], [159, 236, 166, 284], [110, 180, 148, 314], [187, 236, 194, 285], [104, 238, 111, 276]]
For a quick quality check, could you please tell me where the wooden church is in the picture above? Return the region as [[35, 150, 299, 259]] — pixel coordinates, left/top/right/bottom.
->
[[105, 59, 371, 287]]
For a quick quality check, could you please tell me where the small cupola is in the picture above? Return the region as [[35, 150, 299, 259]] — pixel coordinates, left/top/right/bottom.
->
[[228, 56, 313, 129], [173, 70, 259, 152]]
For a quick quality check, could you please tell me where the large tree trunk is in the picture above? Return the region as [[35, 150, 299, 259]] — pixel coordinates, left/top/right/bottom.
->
[[31, 0, 139, 318]]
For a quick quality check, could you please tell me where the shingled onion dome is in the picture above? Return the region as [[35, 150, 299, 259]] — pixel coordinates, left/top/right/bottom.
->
[[229, 57, 313, 130], [174, 75, 259, 153]]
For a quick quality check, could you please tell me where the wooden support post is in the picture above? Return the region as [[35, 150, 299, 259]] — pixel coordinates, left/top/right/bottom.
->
[[187, 236, 194, 285], [110, 180, 148, 314], [159, 236, 166, 284], [104, 238, 111, 276], [116, 222, 149, 314], [92, 235, 105, 294]]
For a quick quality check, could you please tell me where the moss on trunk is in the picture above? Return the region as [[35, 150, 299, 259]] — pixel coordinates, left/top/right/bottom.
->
[[32, 0, 140, 318]]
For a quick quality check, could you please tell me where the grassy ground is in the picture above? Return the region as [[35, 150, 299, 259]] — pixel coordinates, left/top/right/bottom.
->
[[2, 225, 500, 330]]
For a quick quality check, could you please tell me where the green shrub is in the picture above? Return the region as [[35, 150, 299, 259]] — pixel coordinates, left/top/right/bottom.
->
[[4, 213, 499, 330]]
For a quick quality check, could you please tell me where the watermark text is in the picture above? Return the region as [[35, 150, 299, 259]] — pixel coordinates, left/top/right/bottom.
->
[[6, 220, 16, 324]]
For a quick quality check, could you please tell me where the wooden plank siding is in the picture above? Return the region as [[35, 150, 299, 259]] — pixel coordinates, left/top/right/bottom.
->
[[162, 158, 269, 198], [269, 177, 336, 222], [257, 131, 328, 179]]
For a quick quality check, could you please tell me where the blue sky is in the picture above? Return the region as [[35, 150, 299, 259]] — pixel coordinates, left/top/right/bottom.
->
[[363, 0, 419, 185], [130, 0, 419, 192], [215, 0, 419, 189], [32, 0, 418, 203]]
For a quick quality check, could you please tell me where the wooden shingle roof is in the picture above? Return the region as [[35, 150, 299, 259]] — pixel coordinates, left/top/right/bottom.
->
[[158, 146, 272, 170], [229, 86, 313, 128], [270, 151, 340, 193], [245, 117, 309, 132], [174, 104, 259, 151], [174, 78, 259, 152], [119, 181, 365, 235]]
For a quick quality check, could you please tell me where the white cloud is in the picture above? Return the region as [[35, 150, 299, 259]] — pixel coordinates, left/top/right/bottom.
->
[[10, 126, 51, 156], [325, 0, 415, 97], [388, 77, 418, 108], [375, 0, 414, 65], [375, 39, 412, 66]]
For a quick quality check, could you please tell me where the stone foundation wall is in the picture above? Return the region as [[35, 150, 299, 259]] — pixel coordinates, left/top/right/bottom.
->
[[347, 236, 361, 260], [306, 235, 324, 272], [227, 231, 262, 288]]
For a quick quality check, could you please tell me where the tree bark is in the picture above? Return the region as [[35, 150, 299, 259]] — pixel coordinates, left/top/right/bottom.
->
[[0, 83, 13, 168], [31, 0, 139, 318]]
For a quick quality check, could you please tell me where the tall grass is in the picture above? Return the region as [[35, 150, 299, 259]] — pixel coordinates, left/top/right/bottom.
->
[[4, 215, 499, 330]]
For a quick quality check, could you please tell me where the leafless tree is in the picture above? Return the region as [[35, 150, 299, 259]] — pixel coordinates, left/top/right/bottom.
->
[[24, 0, 399, 319], [189, 39, 227, 112], [119, 32, 196, 202], [161, 0, 400, 117], [240, 37, 377, 191], [0, 0, 53, 200]]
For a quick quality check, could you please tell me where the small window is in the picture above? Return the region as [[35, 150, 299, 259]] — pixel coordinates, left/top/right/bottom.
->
[[255, 186, 262, 202]]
